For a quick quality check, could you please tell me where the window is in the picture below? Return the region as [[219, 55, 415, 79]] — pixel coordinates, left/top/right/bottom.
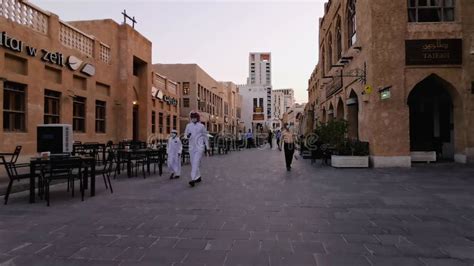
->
[[182, 82, 190, 95], [151, 111, 156, 133], [73, 96, 86, 132], [44, 89, 60, 124], [321, 46, 326, 75], [183, 98, 190, 107], [173, 115, 177, 130], [259, 98, 264, 109], [3, 82, 26, 132], [335, 16, 342, 60], [158, 112, 163, 134], [408, 0, 455, 22], [327, 34, 333, 71], [253, 98, 258, 112], [95, 100, 106, 133], [348, 0, 357, 47], [166, 115, 171, 134]]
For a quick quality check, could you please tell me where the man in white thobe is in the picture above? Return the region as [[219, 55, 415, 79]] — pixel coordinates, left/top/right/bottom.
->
[[185, 111, 209, 187], [167, 129, 182, 179]]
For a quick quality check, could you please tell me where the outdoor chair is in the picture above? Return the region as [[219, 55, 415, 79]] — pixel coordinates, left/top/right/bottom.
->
[[1, 155, 41, 205], [44, 157, 84, 206], [181, 140, 190, 164], [148, 149, 164, 176], [130, 152, 147, 178], [94, 150, 115, 193]]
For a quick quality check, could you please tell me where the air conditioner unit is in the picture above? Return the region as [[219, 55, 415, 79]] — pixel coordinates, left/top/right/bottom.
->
[[37, 124, 74, 154]]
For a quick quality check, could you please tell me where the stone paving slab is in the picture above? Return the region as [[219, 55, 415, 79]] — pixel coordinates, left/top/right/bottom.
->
[[1, 149, 474, 266]]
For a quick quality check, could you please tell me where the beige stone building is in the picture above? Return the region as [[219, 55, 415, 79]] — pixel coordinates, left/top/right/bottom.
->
[[0, 1, 178, 155], [153, 64, 242, 135], [151, 73, 180, 139], [219, 81, 243, 135], [308, 0, 474, 167]]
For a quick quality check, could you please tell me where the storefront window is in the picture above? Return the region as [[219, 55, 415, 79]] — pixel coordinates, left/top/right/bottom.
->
[[3, 82, 26, 132], [44, 89, 61, 124]]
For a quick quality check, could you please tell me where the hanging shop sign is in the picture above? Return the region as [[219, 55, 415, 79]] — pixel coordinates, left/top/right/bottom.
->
[[0, 31, 96, 76], [406, 39, 462, 65], [325, 73, 343, 99]]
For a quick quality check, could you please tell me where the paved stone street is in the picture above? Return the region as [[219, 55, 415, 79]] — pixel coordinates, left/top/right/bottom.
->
[[1, 149, 474, 266]]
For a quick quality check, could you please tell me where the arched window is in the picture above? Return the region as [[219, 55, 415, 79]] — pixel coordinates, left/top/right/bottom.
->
[[348, 0, 357, 47], [327, 34, 333, 72], [335, 16, 342, 60], [321, 45, 325, 76]]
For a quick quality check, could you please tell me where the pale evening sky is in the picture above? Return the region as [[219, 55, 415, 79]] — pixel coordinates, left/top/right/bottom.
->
[[31, 0, 325, 103]]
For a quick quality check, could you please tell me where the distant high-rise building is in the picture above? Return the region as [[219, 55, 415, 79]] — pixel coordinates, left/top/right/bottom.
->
[[248, 53, 272, 86], [271, 89, 295, 129], [238, 52, 273, 132]]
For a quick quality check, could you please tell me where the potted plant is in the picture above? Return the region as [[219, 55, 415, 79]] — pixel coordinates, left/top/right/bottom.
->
[[315, 120, 369, 168]]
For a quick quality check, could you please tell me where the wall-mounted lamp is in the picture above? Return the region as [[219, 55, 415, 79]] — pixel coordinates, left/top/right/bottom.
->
[[132, 101, 138, 105]]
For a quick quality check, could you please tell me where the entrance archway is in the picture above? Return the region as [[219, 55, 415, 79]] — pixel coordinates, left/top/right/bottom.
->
[[347, 90, 359, 140], [336, 98, 344, 120], [408, 74, 458, 161]]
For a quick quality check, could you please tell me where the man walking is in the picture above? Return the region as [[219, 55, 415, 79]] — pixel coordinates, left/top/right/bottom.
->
[[167, 129, 182, 179], [246, 129, 254, 149], [267, 130, 273, 149], [276, 129, 282, 151], [185, 111, 209, 187]]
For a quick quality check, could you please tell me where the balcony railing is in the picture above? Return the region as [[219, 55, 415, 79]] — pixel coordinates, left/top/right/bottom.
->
[[0, 0, 117, 62], [0, 0, 49, 34], [59, 22, 94, 58]]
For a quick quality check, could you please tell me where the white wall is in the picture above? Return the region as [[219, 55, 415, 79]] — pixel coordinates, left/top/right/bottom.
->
[[238, 84, 272, 131]]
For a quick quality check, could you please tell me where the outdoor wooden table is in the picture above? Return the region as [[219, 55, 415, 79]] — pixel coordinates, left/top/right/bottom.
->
[[29, 156, 96, 203]]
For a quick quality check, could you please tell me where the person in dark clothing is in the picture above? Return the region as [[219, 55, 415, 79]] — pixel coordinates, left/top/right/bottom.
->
[[267, 130, 273, 149], [246, 129, 254, 149], [276, 130, 282, 151], [281, 124, 295, 171]]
